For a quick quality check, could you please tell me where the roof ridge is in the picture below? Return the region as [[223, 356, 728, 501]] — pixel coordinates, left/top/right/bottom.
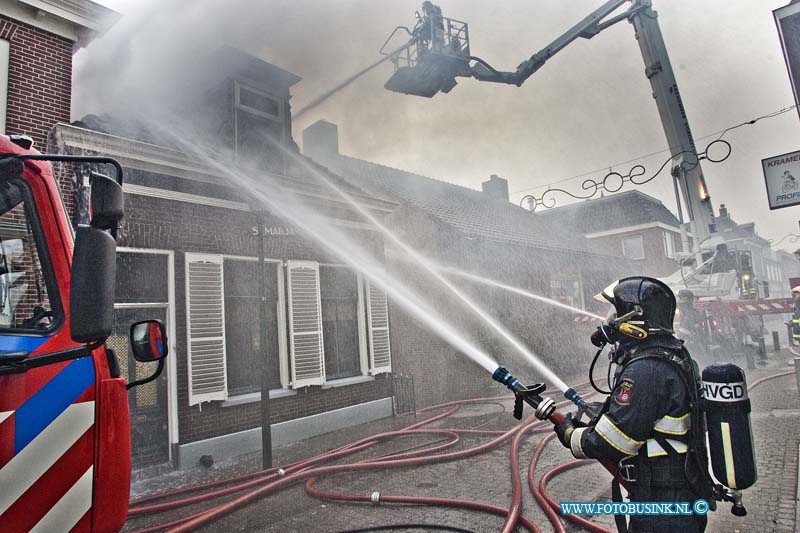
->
[[539, 189, 668, 214], [338, 154, 489, 197]]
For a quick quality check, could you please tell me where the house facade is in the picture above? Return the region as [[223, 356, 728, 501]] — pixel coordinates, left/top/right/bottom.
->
[[539, 190, 689, 279], [714, 204, 788, 299], [54, 50, 400, 470]]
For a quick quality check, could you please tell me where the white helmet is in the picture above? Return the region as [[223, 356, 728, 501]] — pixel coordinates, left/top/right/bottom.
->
[[792, 286, 800, 294]]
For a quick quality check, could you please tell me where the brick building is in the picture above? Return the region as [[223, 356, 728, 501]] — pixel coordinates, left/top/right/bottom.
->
[[714, 204, 788, 299], [538, 190, 688, 278], [1, 0, 117, 217], [303, 120, 633, 408], [54, 49, 400, 469]]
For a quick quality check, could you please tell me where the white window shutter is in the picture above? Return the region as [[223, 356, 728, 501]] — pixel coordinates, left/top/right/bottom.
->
[[287, 261, 325, 388], [367, 281, 392, 374], [185, 254, 227, 405]]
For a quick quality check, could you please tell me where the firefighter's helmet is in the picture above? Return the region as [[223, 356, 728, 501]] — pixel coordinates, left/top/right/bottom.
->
[[792, 286, 800, 294], [594, 277, 676, 335]]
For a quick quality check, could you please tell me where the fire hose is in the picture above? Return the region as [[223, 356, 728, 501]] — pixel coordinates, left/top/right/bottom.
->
[[128, 390, 578, 532], [126, 371, 791, 532]]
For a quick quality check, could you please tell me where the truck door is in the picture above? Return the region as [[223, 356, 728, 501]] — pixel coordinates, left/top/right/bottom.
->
[[0, 170, 97, 532]]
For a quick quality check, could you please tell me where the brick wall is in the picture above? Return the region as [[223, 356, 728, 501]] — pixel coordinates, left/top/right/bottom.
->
[[1, 15, 72, 148], [1, 15, 75, 218], [589, 227, 681, 278]]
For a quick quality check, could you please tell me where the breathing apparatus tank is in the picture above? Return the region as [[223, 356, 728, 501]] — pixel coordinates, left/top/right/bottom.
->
[[701, 363, 757, 496]]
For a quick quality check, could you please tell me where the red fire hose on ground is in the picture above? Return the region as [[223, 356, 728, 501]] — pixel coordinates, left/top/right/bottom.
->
[[125, 371, 793, 532]]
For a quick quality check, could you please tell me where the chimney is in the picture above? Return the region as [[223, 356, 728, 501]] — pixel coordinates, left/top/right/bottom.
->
[[303, 120, 339, 161], [481, 174, 509, 202], [719, 204, 729, 218]]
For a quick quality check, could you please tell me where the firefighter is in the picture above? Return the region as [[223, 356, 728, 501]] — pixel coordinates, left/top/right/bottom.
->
[[554, 277, 709, 532], [676, 289, 706, 359], [419, 1, 445, 53], [790, 286, 800, 346]]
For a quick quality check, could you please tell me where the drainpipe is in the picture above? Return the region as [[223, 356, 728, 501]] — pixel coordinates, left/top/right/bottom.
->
[[258, 212, 273, 469]]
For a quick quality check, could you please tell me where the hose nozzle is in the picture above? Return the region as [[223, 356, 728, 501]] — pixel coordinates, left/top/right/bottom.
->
[[492, 366, 552, 420], [492, 366, 522, 392], [564, 387, 590, 410]]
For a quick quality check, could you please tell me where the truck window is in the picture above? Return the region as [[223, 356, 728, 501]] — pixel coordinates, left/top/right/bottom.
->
[[0, 179, 58, 332]]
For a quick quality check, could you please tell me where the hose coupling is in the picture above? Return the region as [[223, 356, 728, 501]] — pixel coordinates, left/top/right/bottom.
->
[[370, 491, 381, 505], [276, 468, 286, 478], [535, 397, 556, 420]]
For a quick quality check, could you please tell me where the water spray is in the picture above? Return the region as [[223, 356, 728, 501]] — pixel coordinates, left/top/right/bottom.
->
[[136, 116, 501, 375], [268, 138, 571, 392], [295, 41, 413, 118], [445, 268, 604, 321]]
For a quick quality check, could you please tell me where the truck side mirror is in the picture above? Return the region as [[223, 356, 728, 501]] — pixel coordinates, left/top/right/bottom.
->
[[130, 319, 169, 362], [89, 171, 124, 235], [127, 320, 168, 390], [70, 225, 116, 344]]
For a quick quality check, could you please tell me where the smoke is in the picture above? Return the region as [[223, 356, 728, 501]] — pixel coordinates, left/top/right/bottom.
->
[[74, 0, 800, 246], [73, 0, 421, 125]]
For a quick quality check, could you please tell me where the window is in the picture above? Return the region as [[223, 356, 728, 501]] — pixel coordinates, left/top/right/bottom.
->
[[224, 259, 282, 395], [234, 82, 285, 172], [320, 266, 361, 380], [185, 257, 392, 399], [622, 235, 644, 260], [663, 231, 675, 259], [238, 86, 280, 118], [287, 260, 325, 387], [0, 39, 8, 134], [366, 281, 391, 374], [0, 179, 59, 332], [185, 254, 227, 405], [116, 252, 169, 304], [550, 279, 583, 309]]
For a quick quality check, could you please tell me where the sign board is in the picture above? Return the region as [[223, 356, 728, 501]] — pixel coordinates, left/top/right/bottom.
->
[[762, 149, 800, 209], [775, 2, 800, 120]]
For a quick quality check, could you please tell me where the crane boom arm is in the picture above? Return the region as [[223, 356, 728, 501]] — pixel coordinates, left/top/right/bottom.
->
[[470, 0, 631, 85], [629, 0, 715, 245], [515, 0, 630, 83], [468, 0, 716, 247]]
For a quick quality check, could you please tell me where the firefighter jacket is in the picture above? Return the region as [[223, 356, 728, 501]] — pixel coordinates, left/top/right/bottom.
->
[[792, 299, 800, 340], [568, 336, 694, 471]]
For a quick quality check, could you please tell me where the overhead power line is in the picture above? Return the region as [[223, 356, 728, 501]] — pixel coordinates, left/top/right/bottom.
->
[[510, 104, 799, 195]]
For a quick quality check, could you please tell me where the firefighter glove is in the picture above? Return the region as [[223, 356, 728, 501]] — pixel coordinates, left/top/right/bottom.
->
[[554, 416, 579, 449]]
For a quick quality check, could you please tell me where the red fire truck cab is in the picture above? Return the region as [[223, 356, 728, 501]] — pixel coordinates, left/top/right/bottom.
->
[[0, 134, 167, 532]]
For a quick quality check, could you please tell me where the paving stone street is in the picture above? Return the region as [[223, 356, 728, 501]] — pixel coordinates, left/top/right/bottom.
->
[[127, 354, 800, 532]]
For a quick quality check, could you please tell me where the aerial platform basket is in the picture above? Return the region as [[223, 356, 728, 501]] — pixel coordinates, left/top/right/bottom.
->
[[382, 14, 471, 98]]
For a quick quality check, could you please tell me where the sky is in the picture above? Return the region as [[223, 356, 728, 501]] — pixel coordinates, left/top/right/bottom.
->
[[77, 0, 800, 252]]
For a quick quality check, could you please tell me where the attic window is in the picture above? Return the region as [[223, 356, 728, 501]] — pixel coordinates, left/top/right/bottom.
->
[[622, 235, 644, 260], [237, 85, 281, 119], [234, 82, 285, 171]]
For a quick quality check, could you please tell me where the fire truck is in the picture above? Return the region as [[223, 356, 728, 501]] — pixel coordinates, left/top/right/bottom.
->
[[0, 134, 167, 532], [382, 0, 795, 358]]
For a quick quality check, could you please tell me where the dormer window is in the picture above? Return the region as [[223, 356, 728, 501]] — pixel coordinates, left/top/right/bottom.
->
[[237, 84, 281, 119], [234, 81, 285, 171]]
